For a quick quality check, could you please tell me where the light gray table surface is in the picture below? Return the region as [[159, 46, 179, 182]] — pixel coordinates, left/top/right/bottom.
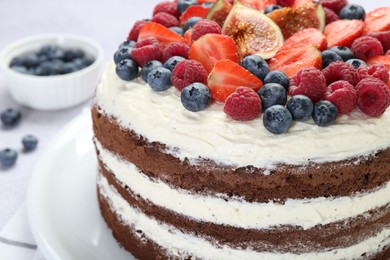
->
[[0, 0, 161, 229]]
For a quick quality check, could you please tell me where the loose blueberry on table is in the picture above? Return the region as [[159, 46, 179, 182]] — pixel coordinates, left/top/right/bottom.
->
[[0, 148, 18, 168]]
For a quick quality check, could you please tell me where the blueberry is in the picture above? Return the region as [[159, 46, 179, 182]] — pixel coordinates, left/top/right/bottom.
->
[[263, 105, 293, 134], [164, 56, 186, 71], [147, 67, 172, 91], [201, 2, 214, 8], [10, 65, 29, 75], [63, 48, 84, 61], [35, 61, 53, 76], [340, 4, 365, 20], [183, 17, 202, 32], [257, 83, 287, 111], [1, 108, 21, 127], [177, 0, 198, 14], [81, 56, 95, 67], [181, 83, 211, 112], [346, 58, 367, 69], [264, 4, 282, 14], [47, 46, 65, 60], [114, 46, 132, 64], [329, 46, 355, 61], [23, 53, 40, 68], [116, 59, 139, 81], [169, 26, 184, 36], [0, 148, 18, 168], [287, 95, 313, 121], [263, 70, 289, 90], [9, 57, 25, 67], [141, 60, 163, 82], [312, 100, 338, 127], [241, 55, 270, 81], [22, 135, 39, 151], [61, 62, 78, 74], [321, 50, 343, 68], [118, 40, 136, 49], [48, 59, 65, 75]]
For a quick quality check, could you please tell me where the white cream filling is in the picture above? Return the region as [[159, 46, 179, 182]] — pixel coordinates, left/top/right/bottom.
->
[[98, 174, 390, 260], [94, 62, 390, 169], [95, 140, 390, 230]]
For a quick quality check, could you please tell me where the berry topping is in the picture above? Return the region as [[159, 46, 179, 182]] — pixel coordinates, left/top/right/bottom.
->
[[180, 6, 210, 26], [363, 7, 390, 35], [346, 58, 367, 69], [283, 28, 328, 52], [127, 20, 148, 41], [189, 34, 239, 73], [138, 22, 184, 46], [191, 19, 221, 42], [164, 56, 186, 71], [163, 42, 190, 62], [153, 1, 179, 17], [286, 95, 313, 121], [169, 26, 184, 36], [208, 60, 263, 102], [151, 12, 180, 28], [325, 19, 364, 48], [263, 105, 292, 134], [171, 59, 208, 91], [241, 55, 270, 81], [22, 135, 39, 151], [324, 80, 357, 114], [263, 70, 289, 91], [289, 67, 327, 103], [131, 37, 163, 67], [351, 36, 384, 61], [118, 40, 136, 49], [223, 87, 262, 121], [177, 0, 199, 15], [147, 67, 172, 92], [257, 83, 287, 111], [321, 50, 343, 69], [264, 4, 283, 14], [116, 59, 139, 81], [183, 16, 203, 32], [181, 83, 212, 112], [329, 46, 355, 62], [339, 4, 366, 21], [322, 61, 359, 86], [0, 148, 18, 168], [367, 31, 390, 53], [323, 7, 339, 25], [312, 100, 338, 127], [356, 77, 390, 117], [113, 46, 132, 64], [319, 0, 347, 14], [357, 64, 389, 84], [365, 55, 390, 72], [141, 60, 163, 82]]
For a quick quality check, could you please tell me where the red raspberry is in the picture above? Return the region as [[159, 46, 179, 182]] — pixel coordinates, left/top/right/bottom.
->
[[356, 77, 390, 117], [151, 12, 179, 28], [323, 61, 359, 86], [319, 0, 348, 14], [357, 64, 389, 84], [276, 0, 294, 7], [351, 36, 384, 61], [223, 87, 262, 121], [127, 20, 148, 41], [289, 67, 327, 103], [131, 37, 163, 67], [324, 81, 357, 114], [163, 42, 190, 62], [324, 7, 339, 25], [171, 60, 208, 90], [153, 1, 179, 18], [367, 31, 390, 53], [191, 19, 222, 42]]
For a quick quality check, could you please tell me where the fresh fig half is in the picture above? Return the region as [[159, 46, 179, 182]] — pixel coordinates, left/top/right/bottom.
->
[[222, 1, 284, 60], [206, 0, 233, 27], [267, 2, 325, 39]]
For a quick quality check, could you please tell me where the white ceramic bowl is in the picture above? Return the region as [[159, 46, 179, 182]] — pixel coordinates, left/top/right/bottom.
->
[[0, 33, 104, 110]]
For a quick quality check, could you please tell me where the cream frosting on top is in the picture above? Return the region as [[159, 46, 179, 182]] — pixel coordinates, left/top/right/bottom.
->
[[94, 62, 390, 169]]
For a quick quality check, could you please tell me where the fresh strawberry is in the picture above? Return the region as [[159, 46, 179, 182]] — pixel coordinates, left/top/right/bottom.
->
[[208, 60, 263, 102], [366, 55, 390, 72], [325, 19, 364, 48], [180, 6, 210, 26], [239, 0, 277, 12], [284, 28, 327, 51], [183, 28, 193, 45], [268, 43, 322, 78], [363, 7, 390, 35], [198, 0, 217, 3], [291, 0, 313, 8], [189, 34, 239, 73], [138, 22, 184, 46]]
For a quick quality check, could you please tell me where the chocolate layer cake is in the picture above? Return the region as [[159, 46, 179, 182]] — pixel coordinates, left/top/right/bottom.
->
[[92, 61, 390, 259]]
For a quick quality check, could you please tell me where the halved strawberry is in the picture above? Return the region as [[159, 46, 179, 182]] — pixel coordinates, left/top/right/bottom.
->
[[198, 0, 217, 3], [363, 7, 390, 35], [268, 43, 322, 78], [284, 28, 327, 51], [239, 0, 277, 12], [138, 22, 183, 46], [366, 55, 390, 73], [189, 34, 239, 73], [291, 0, 313, 8], [208, 60, 263, 102], [180, 5, 210, 26], [183, 28, 193, 45], [325, 19, 364, 48]]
